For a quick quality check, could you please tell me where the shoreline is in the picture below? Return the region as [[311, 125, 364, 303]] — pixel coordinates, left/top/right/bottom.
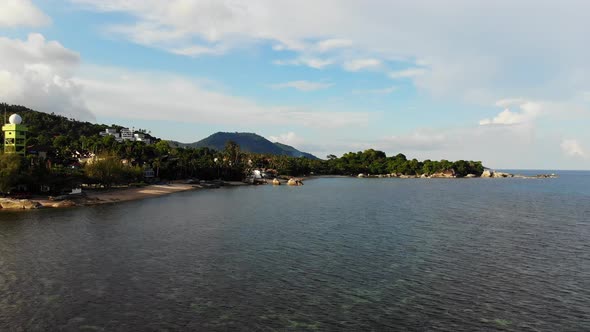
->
[[0, 181, 248, 211], [0, 172, 557, 211], [39, 183, 200, 208]]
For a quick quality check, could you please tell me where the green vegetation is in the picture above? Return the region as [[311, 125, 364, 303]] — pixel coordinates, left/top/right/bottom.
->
[[320, 149, 483, 177], [0, 103, 485, 194], [0, 153, 25, 193]]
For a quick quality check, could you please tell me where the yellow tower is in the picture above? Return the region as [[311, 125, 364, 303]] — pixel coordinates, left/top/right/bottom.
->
[[2, 114, 28, 156]]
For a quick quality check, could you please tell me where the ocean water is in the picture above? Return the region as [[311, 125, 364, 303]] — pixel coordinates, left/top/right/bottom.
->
[[0, 172, 589, 331]]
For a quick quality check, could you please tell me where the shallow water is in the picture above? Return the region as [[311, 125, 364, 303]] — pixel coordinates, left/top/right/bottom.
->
[[1, 172, 589, 331]]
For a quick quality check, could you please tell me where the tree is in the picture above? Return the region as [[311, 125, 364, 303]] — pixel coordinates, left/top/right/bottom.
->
[[224, 140, 240, 166], [84, 154, 127, 188], [0, 154, 24, 193]]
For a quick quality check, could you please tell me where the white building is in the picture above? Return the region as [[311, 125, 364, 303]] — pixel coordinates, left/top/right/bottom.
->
[[134, 133, 152, 144], [100, 128, 119, 137], [98, 128, 152, 144], [121, 128, 134, 141]]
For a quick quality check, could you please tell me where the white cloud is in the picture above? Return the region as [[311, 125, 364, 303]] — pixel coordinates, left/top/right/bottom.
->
[[0, 0, 51, 27], [0, 34, 93, 121], [561, 139, 587, 158], [389, 68, 427, 79], [169, 45, 225, 56], [68, 0, 590, 105], [0, 34, 366, 131], [479, 108, 533, 126], [352, 86, 397, 95], [270, 80, 332, 91], [343, 58, 381, 72], [479, 99, 543, 126], [273, 57, 333, 69], [75, 66, 366, 129], [316, 38, 353, 53], [269, 132, 305, 146]]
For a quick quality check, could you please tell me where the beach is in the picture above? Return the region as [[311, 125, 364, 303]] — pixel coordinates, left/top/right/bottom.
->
[[33, 183, 199, 208]]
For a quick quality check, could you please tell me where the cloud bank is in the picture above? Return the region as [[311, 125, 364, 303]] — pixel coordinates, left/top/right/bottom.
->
[[0, 34, 94, 121], [0, 0, 51, 27]]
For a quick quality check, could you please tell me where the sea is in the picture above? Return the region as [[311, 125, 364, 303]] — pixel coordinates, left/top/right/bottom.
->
[[0, 171, 589, 331]]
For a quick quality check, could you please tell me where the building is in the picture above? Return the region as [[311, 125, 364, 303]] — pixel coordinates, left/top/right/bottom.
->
[[120, 128, 134, 141], [134, 133, 152, 144], [99, 128, 152, 144], [100, 128, 120, 138], [2, 114, 28, 156]]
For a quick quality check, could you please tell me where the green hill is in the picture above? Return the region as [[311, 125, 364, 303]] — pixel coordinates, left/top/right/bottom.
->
[[173, 132, 318, 159], [273, 142, 317, 159]]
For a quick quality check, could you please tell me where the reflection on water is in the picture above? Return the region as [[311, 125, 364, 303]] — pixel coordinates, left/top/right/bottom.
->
[[1, 172, 589, 331]]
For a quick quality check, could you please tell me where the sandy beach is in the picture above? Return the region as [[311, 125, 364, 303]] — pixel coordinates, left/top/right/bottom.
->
[[34, 183, 200, 208], [1, 179, 292, 210], [87, 183, 197, 204]]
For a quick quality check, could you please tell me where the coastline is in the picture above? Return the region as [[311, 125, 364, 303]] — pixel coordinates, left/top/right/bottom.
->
[[0, 181, 247, 211], [0, 171, 557, 211], [39, 183, 199, 208]]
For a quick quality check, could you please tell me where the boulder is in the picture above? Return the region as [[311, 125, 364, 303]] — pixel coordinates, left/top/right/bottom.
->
[[492, 172, 513, 178], [287, 178, 304, 186], [357, 173, 366, 178], [430, 169, 456, 178], [481, 169, 493, 178], [465, 174, 477, 178], [0, 198, 43, 209], [272, 178, 281, 185]]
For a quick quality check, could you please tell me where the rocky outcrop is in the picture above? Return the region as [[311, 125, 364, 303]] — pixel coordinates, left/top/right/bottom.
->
[[0, 198, 43, 210], [481, 169, 556, 179], [481, 169, 493, 178], [430, 169, 456, 178], [492, 171, 514, 178], [287, 178, 304, 186]]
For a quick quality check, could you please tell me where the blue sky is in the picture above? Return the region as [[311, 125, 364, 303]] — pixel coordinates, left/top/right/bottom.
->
[[0, 0, 589, 169]]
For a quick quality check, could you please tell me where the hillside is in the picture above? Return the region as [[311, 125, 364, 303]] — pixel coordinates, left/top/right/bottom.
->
[[173, 132, 318, 159], [2, 104, 105, 138], [0, 103, 158, 147], [273, 142, 318, 159]]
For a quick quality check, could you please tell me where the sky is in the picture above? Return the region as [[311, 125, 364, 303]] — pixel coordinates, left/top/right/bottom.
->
[[0, 0, 589, 169]]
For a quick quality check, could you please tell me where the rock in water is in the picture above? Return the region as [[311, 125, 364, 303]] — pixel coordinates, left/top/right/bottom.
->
[[481, 169, 493, 178], [272, 178, 281, 185], [287, 178, 303, 186]]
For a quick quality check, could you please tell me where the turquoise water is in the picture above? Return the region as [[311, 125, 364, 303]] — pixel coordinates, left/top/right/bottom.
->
[[1, 172, 589, 331]]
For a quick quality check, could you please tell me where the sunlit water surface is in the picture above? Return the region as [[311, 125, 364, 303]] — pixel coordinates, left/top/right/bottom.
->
[[1, 171, 589, 331]]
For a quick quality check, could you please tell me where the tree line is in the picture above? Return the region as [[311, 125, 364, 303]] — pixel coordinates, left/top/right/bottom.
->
[[0, 104, 484, 194]]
